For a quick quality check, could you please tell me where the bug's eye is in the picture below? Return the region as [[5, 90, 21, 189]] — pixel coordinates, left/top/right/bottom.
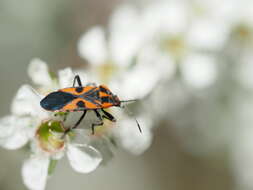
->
[[112, 95, 120, 105]]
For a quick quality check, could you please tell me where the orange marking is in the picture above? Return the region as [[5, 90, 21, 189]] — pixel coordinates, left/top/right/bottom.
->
[[60, 86, 98, 96], [84, 100, 101, 109], [101, 102, 114, 108], [99, 91, 109, 97], [60, 88, 82, 96], [61, 99, 79, 111], [83, 86, 99, 93]]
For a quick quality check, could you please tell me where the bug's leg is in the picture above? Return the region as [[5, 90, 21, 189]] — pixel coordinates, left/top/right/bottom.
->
[[73, 75, 82, 87], [72, 110, 87, 130], [91, 110, 104, 135], [101, 109, 116, 122], [62, 110, 87, 138]]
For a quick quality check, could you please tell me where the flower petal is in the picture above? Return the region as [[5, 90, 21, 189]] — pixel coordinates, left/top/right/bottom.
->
[[180, 53, 217, 88], [67, 144, 102, 173], [28, 58, 53, 86], [111, 46, 175, 99], [109, 5, 146, 66], [70, 129, 114, 165], [143, 1, 188, 35], [78, 26, 107, 65], [0, 116, 32, 150], [22, 156, 49, 190], [58, 67, 74, 88], [115, 116, 153, 155], [58, 68, 87, 88], [89, 137, 114, 165], [0, 116, 16, 138], [186, 18, 228, 51], [11, 85, 48, 119]]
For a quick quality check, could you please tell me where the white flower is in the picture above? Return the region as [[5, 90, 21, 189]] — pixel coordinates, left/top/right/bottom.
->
[[142, 0, 189, 36], [78, 3, 178, 97], [0, 85, 47, 150], [108, 4, 148, 67], [180, 54, 217, 88], [22, 128, 102, 190], [11, 85, 47, 119], [78, 27, 107, 65], [78, 4, 148, 68], [0, 115, 32, 150], [110, 45, 175, 99], [28, 58, 53, 87], [27, 58, 87, 92], [186, 18, 228, 51]]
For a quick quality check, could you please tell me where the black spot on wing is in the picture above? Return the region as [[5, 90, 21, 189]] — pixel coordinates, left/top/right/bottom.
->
[[40, 91, 77, 111], [75, 87, 83, 93], [76, 101, 85, 108], [99, 86, 108, 93], [99, 86, 112, 95]]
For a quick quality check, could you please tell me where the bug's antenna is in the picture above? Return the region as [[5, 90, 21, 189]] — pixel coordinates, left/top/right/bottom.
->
[[121, 105, 142, 133], [120, 99, 138, 103], [29, 86, 44, 99]]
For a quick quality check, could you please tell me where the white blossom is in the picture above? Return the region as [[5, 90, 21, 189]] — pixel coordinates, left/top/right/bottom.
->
[[22, 156, 49, 190], [180, 54, 217, 88], [28, 58, 53, 87], [67, 143, 102, 173], [78, 27, 107, 65]]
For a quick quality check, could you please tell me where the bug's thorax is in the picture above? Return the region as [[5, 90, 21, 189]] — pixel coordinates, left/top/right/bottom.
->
[[97, 85, 121, 107]]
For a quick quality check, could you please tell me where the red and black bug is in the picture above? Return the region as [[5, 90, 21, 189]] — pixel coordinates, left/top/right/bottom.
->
[[40, 75, 141, 136]]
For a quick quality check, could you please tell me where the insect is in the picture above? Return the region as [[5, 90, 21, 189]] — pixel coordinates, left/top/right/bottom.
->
[[40, 75, 141, 136]]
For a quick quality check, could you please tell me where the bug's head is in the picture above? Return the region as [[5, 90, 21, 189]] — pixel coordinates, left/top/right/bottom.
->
[[112, 95, 121, 107], [112, 96, 138, 107]]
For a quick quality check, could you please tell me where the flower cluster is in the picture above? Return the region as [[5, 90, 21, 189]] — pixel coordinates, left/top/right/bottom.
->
[[77, 0, 253, 189]]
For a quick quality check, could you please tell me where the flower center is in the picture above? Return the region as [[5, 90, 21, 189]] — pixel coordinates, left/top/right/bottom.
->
[[161, 36, 187, 60], [36, 120, 65, 153], [232, 24, 253, 45], [97, 60, 119, 83]]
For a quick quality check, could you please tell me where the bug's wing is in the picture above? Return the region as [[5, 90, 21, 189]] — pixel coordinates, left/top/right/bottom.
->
[[40, 91, 76, 111]]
